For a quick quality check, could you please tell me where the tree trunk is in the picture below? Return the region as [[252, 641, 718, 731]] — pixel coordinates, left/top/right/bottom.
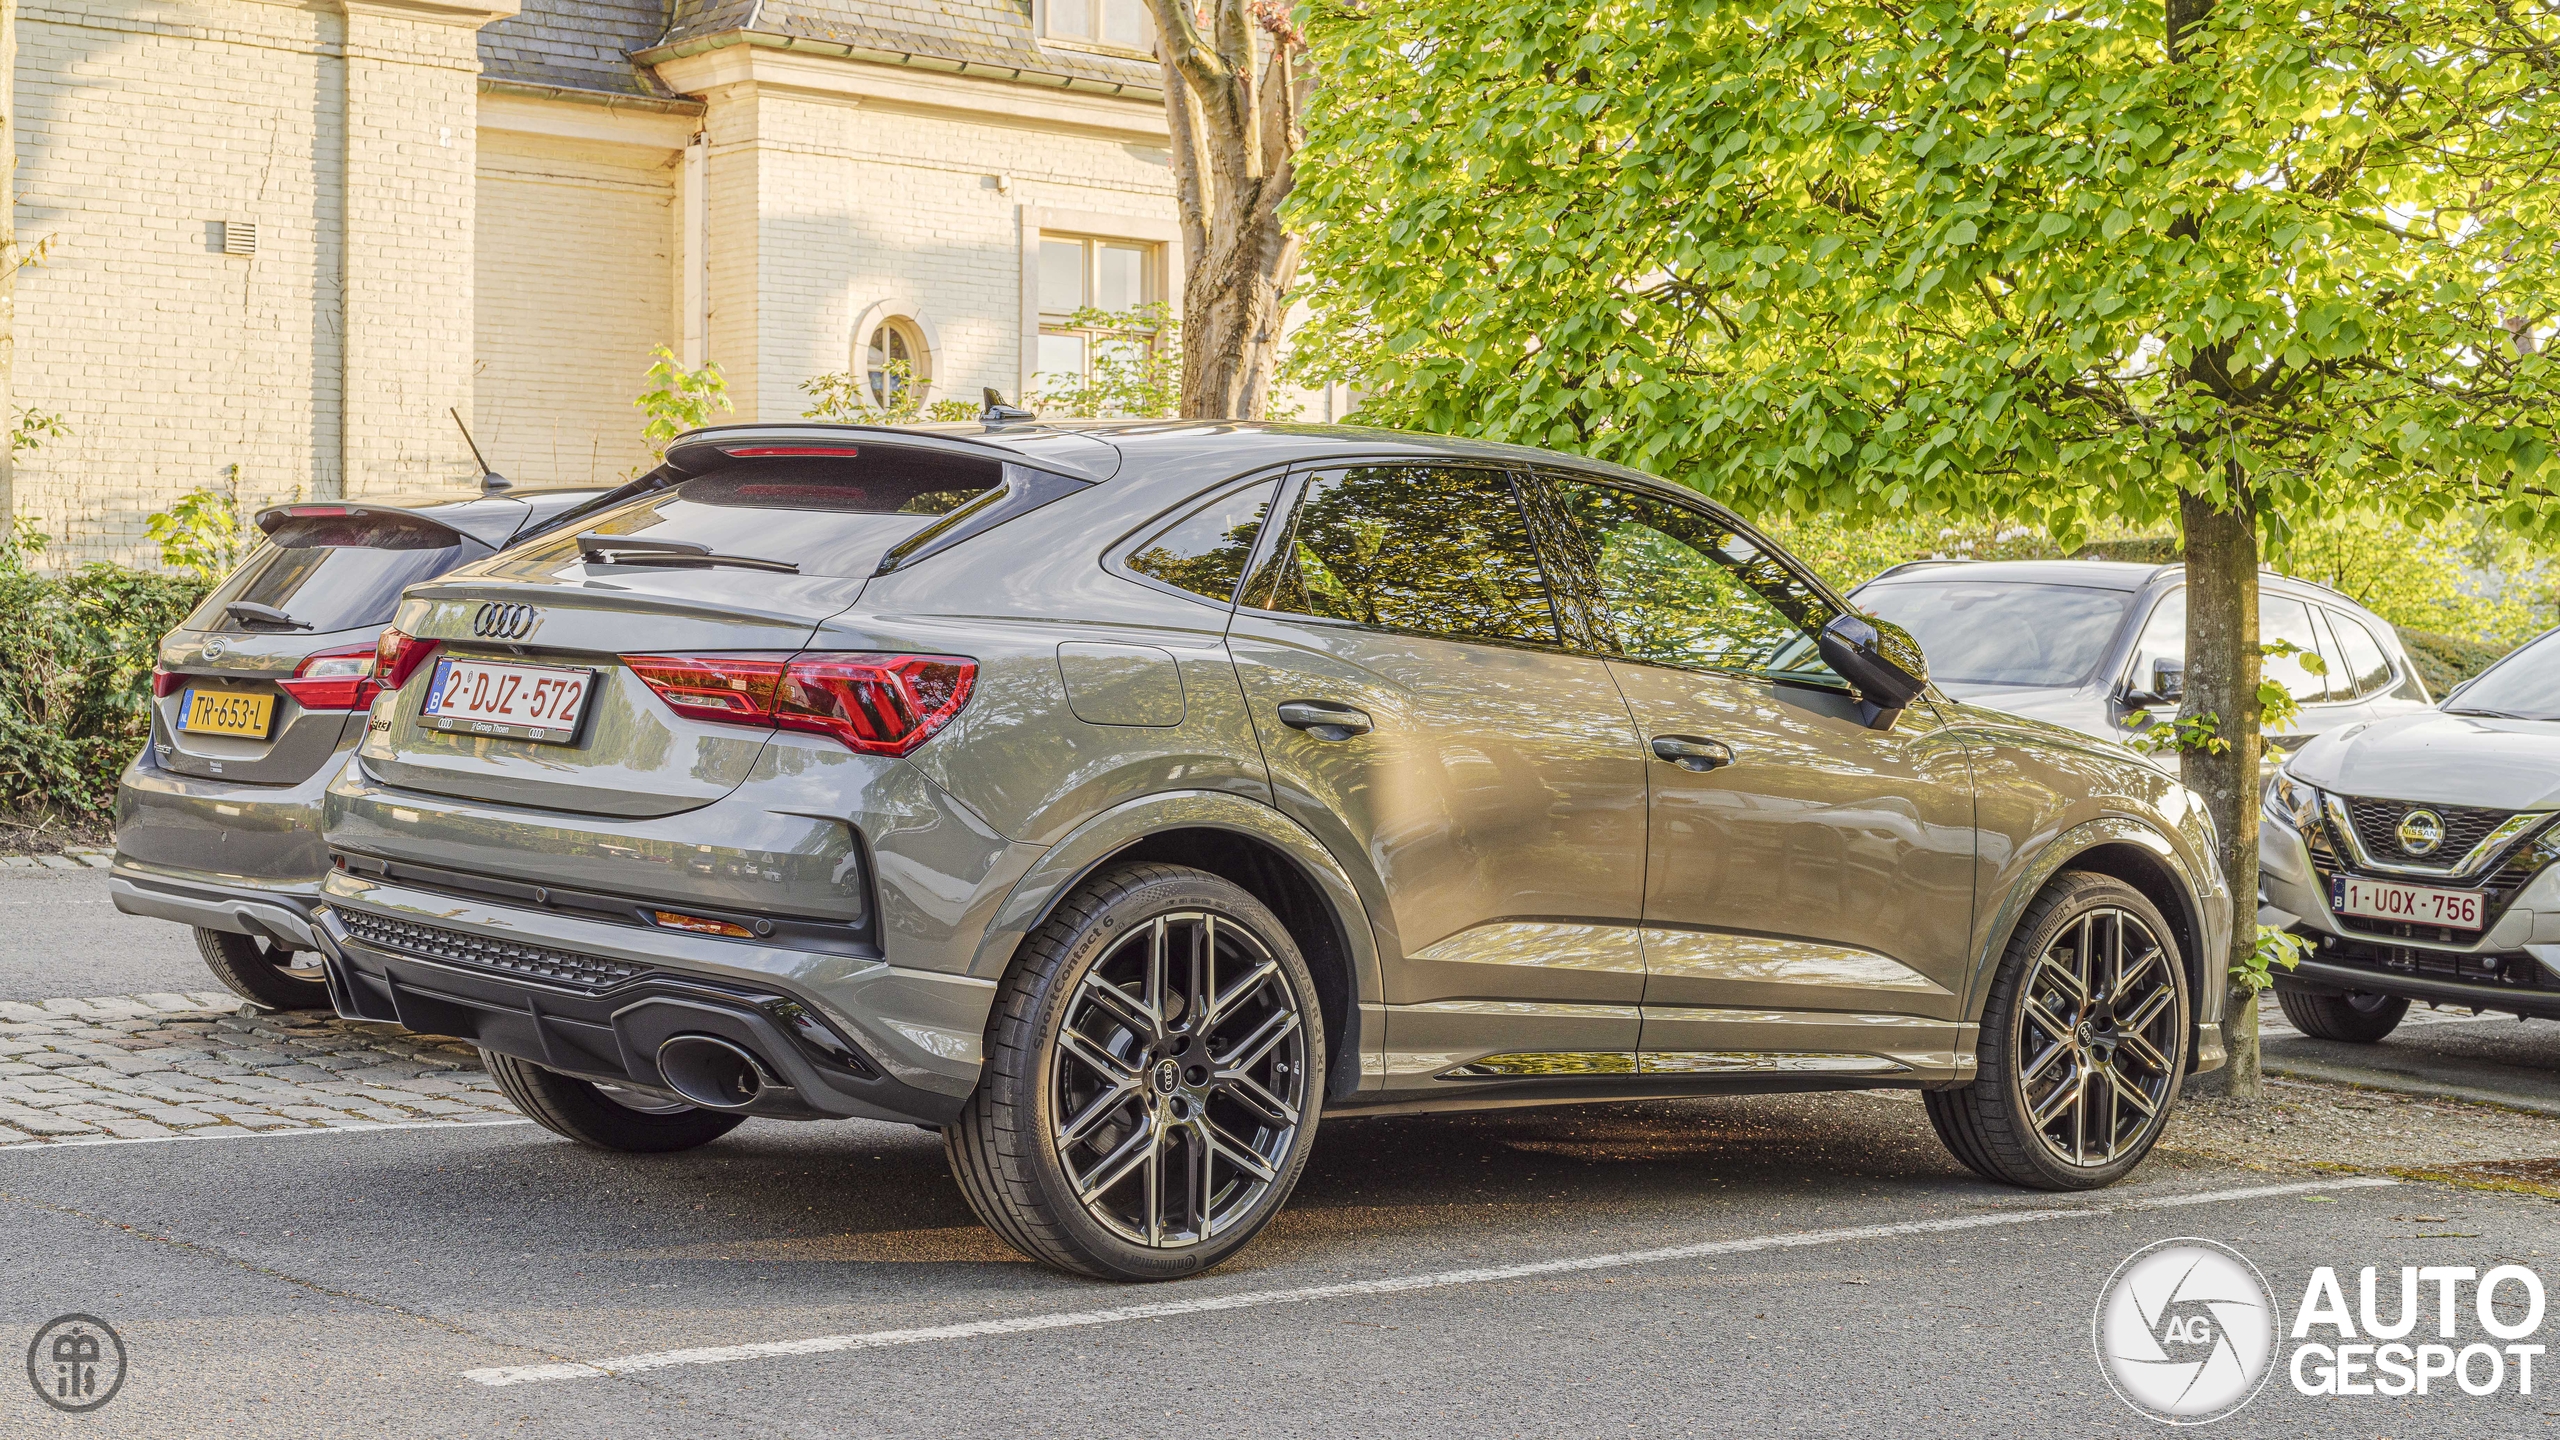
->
[[1148, 1, 1306, 421], [2179, 486, 2263, 1099]]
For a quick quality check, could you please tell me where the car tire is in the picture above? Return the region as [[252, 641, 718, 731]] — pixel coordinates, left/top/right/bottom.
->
[[1925, 872, 2190, 1191], [945, 862, 1325, 1281], [193, 927, 332, 1011], [479, 1049, 744, 1153], [2274, 986, 2409, 1043]]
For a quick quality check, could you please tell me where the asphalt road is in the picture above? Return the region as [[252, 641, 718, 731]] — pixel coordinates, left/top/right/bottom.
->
[[7, 865, 2560, 1437], [0, 866, 213, 1002]]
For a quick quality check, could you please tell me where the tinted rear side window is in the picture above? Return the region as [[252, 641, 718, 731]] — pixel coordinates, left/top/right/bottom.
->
[[190, 514, 490, 634], [1123, 479, 1278, 605], [505, 451, 1006, 581], [1249, 466, 1557, 644], [1856, 579, 2132, 688]]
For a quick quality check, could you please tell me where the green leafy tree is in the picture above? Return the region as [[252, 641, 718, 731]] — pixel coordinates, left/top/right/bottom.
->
[[1295, 0, 2560, 1095], [631, 346, 732, 471], [1036, 304, 1185, 419], [800, 358, 979, 426], [144, 473, 251, 583]]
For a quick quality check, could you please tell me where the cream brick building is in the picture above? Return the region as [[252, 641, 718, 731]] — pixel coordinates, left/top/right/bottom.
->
[[18, 0, 1249, 562]]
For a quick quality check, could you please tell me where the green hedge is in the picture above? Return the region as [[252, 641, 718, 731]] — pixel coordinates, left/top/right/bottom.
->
[[2397, 627, 2514, 697], [0, 553, 209, 814]]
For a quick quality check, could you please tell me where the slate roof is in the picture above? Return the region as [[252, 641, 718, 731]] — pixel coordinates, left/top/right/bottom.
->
[[480, 0, 683, 100], [481, 0, 1162, 103]]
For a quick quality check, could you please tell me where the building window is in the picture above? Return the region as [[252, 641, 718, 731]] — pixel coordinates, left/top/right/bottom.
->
[[866, 316, 930, 408], [1037, 233, 1160, 389], [1045, 0, 1154, 52]]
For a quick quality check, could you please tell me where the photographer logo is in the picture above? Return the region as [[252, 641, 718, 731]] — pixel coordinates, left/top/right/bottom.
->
[[2093, 1239, 2278, 1425], [25, 1314, 126, 1414]]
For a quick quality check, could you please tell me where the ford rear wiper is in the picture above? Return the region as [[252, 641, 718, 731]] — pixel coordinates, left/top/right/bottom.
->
[[575, 532, 800, 574], [224, 600, 312, 630]]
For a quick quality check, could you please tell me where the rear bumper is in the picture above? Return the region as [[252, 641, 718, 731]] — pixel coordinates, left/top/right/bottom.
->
[[110, 740, 354, 945], [312, 870, 993, 1123]]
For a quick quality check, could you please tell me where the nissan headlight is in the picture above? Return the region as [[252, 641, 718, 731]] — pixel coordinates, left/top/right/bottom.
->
[[2262, 767, 2320, 833]]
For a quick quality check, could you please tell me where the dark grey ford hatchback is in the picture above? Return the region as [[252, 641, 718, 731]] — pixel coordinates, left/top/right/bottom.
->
[[311, 420, 2231, 1279]]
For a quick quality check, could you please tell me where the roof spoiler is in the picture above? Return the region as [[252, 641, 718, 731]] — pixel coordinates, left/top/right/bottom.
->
[[250, 502, 512, 549]]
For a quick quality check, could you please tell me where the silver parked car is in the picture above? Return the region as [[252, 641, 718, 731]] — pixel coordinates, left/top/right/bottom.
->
[[1853, 559, 2431, 750], [2261, 626, 2560, 1040], [305, 422, 2231, 1279], [110, 487, 604, 1008]]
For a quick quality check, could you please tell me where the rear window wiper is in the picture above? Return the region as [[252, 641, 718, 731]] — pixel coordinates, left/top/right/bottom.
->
[[224, 600, 312, 630], [575, 532, 799, 574]]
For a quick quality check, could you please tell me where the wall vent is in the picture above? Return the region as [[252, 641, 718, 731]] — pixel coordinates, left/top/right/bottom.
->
[[221, 221, 258, 257]]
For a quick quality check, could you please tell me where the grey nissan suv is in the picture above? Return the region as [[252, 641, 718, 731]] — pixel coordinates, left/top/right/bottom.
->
[[306, 421, 2231, 1280], [110, 487, 602, 1009]]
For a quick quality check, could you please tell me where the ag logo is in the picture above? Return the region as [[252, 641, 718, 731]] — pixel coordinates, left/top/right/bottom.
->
[[2093, 1238, 2278, 1425], [26, 1314, 126, 1413], [2397, 809, 2444, 857]]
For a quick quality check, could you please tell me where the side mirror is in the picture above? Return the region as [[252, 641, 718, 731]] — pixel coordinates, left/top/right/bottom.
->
[[2123, 657, 2185, 709], [1817, 612, 1929, 730]]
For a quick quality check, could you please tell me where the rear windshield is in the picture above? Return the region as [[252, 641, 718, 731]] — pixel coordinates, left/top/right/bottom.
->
[[188, 513, 491, 634], [1856, 578, 2135, 688], [507, 450, 1006, 580]]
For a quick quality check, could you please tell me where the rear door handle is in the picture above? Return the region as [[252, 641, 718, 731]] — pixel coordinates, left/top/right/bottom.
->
[[1277, 700, 1373, 740], [1651, 734, 1734, 772]]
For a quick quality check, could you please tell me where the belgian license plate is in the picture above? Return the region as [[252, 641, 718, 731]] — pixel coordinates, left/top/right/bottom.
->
[[179, 688, 275, 739], [420, 657, 593, 744], [2329, 874, 2485, 931]]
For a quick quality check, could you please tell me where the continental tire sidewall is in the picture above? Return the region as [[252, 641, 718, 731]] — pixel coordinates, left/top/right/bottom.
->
[[1003, 868, 1324, 1281]]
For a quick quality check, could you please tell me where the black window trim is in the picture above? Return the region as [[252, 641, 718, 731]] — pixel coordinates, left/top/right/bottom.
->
[[1103, 464, 1297, 611], [1519, 465, 1856, 692], [1229, 458, 1575, 655]]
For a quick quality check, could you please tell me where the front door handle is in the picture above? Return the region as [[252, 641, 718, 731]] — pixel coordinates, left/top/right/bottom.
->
[[1651, 734, 1734, 772], [1277, 699, 1373, 741]]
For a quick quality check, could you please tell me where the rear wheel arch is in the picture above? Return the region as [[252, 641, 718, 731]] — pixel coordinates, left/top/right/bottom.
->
[[970, 793, 1378, 1101]]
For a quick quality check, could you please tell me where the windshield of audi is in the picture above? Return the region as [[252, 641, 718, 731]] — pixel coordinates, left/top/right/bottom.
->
[[2444, 629, 2560, 722]]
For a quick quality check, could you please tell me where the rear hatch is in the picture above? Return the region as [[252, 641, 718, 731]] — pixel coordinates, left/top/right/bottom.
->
[[155, 505, 513, 784], [356, 441, 1043, 819]]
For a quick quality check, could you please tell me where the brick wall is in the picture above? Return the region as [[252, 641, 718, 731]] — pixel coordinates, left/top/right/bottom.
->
[[474, 128, 677, 486], [16, 0, 349, 564]]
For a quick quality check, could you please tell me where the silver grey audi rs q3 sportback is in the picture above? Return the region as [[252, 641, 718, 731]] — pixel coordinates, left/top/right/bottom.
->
[[309, 421, 2232, 1280]]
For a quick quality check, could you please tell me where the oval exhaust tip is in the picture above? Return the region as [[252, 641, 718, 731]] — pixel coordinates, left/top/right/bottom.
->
[[655, 1034, 767, 1110]]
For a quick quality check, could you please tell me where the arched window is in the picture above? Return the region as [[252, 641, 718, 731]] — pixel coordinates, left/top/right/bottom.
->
[[866, 317, 930, 408]]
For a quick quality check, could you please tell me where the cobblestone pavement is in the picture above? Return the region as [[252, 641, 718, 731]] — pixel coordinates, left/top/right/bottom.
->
[[0, 993, 522, 1146]]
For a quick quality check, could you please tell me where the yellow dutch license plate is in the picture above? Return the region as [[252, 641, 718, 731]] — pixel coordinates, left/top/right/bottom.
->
[[179, 688, 276, 739]]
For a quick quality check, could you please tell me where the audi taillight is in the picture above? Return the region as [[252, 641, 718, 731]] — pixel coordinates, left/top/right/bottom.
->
[[625, 651, 976, 758], [375, 627, 441, 691], [278, 645, 381, 711], [623, 655, 787, 722]]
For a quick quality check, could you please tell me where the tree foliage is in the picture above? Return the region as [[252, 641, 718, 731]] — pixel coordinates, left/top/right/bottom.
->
[[1295, 0, 2560, 538]]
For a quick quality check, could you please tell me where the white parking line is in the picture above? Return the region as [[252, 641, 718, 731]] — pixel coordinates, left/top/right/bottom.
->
[[463, 1175, 2396, 1387], [0, 1117, 532, 1153]]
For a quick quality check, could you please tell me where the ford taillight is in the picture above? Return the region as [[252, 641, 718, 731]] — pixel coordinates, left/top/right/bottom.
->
[[374, 627, 441, 691], [278, 645, 381, 711], [625, 652, 975, 758], [151, 669, 186, 698]]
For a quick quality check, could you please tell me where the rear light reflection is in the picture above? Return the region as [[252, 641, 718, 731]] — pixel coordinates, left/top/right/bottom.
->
[[375, 627, 441, 691], [278, 644, 381, 711], [625, 651, 976, 758], [651, 910, 757, 938]]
